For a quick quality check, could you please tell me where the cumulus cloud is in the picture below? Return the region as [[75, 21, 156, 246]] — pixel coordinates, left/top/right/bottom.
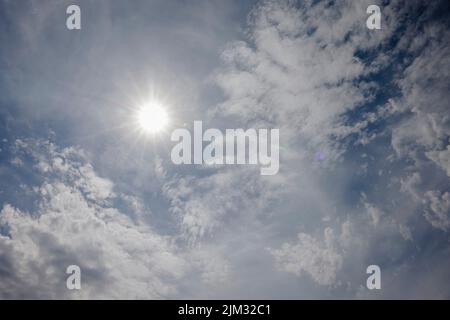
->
[[0, 139, 188, 299]]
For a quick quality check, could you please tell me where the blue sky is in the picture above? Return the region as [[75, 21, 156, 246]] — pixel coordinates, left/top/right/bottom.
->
[[0, 0, 449, 299]]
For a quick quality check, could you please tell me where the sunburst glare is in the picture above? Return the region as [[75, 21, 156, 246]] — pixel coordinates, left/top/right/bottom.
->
[[136, 101, 169, 134]]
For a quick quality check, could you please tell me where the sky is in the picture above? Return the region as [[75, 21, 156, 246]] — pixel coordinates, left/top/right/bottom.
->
[[0, 0, 449, 299]]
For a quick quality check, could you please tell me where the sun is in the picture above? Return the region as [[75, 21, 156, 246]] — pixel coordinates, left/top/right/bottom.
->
[[136, 102, 169, 134]]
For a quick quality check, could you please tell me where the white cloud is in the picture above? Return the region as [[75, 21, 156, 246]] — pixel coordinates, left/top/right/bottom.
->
[[399, 224, 413, 242], [365, 202, 384, 227], [163, 167, 282, 244], [213, 0, 402, 160], [426, 146, 450, 178], [0, 139, 189, 298], [424, 191, 450, 231], [270, 228, 343, 286], [400, 172, 422, 201], [195, 0, 450, 291], [0, 138, 244, 298], [392, 24, 450, 175]]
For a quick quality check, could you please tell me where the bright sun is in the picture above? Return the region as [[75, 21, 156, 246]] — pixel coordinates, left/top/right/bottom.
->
[[136, 102, 169, 134]]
